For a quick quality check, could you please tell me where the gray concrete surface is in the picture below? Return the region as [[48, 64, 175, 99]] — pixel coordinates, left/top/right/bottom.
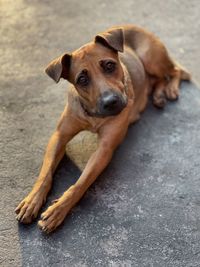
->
[[1, 0, 200, 266]]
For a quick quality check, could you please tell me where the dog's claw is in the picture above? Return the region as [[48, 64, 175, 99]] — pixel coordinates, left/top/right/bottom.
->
[[15, 208, 20, 214], [51, 199, 59, 204], [15, 200, 25, 214], [16, 215, 20, 221], [41, 213, 48, 221]]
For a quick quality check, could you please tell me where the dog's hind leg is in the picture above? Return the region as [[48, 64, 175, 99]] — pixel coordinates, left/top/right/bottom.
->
[[152, 63, 191, 108], [152, 79, 167, 108], [131, 30, 191, 107], [165, 62, 191, 101]]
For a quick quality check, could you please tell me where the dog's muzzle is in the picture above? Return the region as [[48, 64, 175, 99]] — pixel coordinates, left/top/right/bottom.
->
[[80, 86, 128, 118], [98, 90, 127, 117]]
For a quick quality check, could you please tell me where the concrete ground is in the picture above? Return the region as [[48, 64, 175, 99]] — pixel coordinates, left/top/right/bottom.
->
[[1, 0, 200, 266]]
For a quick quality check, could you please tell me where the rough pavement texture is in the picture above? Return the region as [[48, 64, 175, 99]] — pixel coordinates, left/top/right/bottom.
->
[[0, 0, 200, 266]]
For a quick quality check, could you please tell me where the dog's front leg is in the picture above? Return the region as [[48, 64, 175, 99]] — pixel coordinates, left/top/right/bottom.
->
[[15, 108, 83, 223], [38, 119, 129, 233]]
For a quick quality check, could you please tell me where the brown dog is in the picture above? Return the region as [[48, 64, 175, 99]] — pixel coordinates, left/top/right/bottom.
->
[[15, 25, 191, 233]]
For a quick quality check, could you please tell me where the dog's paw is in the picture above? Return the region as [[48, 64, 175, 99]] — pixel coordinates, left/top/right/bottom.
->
[[38, 186, 79, 233], [153, 95, 167, 108], [38, 201, 68, 233], [153, 90, 167, 109], [165, 84, 179, 101], [15, 191, 46, 224]]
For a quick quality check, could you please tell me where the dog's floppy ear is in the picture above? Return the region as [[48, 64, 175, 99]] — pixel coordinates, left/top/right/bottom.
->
[[95, 27, 124, 52], [45, 53, 71, 83]]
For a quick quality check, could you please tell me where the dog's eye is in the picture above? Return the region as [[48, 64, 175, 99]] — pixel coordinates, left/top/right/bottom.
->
[[77, 74, 89, 87], [101, 61, 116, 73]]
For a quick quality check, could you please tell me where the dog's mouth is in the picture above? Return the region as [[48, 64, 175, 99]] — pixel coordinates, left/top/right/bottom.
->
[[81, 91, 128, 118]]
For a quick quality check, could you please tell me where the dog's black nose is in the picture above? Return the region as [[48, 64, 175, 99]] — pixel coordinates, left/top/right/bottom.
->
[[101, 93, 120, 110], [99, 90, 125, 116], [100, 91, 121, 110]]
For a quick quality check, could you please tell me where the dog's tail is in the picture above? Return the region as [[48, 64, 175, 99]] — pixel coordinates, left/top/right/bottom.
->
[[175, 61, 191, 81]]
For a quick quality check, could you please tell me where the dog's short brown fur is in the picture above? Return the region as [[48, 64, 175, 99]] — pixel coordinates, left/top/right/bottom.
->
[[15, 25, 191, 233]]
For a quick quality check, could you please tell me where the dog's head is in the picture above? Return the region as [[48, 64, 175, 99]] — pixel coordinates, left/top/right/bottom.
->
[[45, 28, 128, 117]]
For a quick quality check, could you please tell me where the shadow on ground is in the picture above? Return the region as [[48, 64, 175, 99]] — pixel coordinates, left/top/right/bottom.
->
[[17, 82, 200, 267]]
